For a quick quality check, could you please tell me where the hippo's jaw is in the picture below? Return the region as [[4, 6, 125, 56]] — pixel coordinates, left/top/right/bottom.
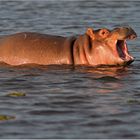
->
[[116, 40, 134, 65], [112, 27, 137, 66]]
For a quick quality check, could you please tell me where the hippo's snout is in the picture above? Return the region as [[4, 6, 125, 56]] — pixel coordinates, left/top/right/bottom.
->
[[111, 26, 137, 40], [127, 33, 137, 40]]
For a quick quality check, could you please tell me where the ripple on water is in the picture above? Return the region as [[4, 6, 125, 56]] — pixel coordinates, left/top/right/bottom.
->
[[96, 76, 119, 81], [28, 109, 75, 116]]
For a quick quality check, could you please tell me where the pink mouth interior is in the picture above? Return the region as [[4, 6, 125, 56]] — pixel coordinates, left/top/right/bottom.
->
[[116, 40, 131, 60]]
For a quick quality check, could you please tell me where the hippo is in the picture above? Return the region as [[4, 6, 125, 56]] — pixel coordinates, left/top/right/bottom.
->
[[0, 26, 137, 66]]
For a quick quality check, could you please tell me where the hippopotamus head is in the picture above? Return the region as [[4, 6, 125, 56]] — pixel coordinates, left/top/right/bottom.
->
[[76, 26, 137, 67]]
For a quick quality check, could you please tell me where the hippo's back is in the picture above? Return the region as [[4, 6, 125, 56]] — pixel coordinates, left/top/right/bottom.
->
[[0, 32, 74, 65]]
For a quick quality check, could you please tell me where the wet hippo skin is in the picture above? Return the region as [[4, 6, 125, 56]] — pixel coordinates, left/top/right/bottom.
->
[[0, 26, 137, 66]]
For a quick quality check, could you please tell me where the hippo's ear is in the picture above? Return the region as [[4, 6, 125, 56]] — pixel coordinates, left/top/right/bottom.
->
[[99, 28, 110, 38], [86, 28, 95, 40]]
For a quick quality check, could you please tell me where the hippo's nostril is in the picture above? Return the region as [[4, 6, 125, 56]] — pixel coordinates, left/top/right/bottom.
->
[[128, 34, 137, 40], [131, 34, 137, 39]]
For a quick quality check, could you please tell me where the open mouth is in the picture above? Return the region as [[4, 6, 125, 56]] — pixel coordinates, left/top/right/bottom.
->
[[116, 40, 127, 60], [116, 35, 136, 64], [110, 26, 137, 65]]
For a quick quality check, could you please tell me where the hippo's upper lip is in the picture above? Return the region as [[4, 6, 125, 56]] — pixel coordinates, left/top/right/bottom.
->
[[125, 33, 137, 40]]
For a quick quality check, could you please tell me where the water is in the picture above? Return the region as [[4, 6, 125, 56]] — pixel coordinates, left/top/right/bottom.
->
[[0, 0, 140, 138]]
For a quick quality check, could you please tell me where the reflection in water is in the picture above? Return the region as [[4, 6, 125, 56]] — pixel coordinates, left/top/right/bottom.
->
[[0, 63, 129, 96], [75, 65, 130, 78]]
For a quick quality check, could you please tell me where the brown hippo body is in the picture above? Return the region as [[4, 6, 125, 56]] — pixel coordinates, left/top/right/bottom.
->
[[0, 26, 137, 66], [0, 32, 76, 65]]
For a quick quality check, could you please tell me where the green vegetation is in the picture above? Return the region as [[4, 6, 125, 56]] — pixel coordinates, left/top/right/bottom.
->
[[0, 115, 15, 121], [127, 99, 140, 104], [6, 92, 26, 97]]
